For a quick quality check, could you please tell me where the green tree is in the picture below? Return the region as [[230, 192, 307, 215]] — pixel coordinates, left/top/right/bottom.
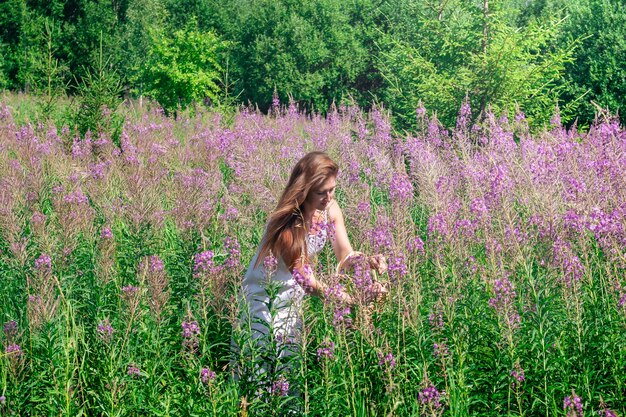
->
[[377, 0, 575, 129], [118, 0, 167, 97], [228, 0, 372, 112], [559, 0, 626, 125], [21, 18, 69, 119], [67, 0, 120, 87], [143, 25, 226, 114], [0, 42, 8, 89], [74, 33, 123, 137], [0, 0, 26, 88]]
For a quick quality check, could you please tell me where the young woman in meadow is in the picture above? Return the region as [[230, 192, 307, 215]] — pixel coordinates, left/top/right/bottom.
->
[[235, 152, 387, 379]]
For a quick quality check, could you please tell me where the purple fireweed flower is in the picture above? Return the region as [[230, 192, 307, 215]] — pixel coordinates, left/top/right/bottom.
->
[[406, 236, 425, 254], [563, 210, 582, 232], [511, 368, 525, 382], [488, 163, 513, 201], [193, 251, 215, 274], [489, 277, 516, 308], [122, 285, 138, 294], [200, 368, 216, 384], [552, 239, 584, 285], [351, 255, 373, 289], [31, 212, 46, 225], [181, 320, 201, 339], [456, 99, 471, 130], [271, 91, 280, 110], [127, 365, 141, 376], [181, 320, 201, 351], [0, 395, 5, 405], [333, 306, 352, 326], [121, 285, 139, 301], [71, 138, 92, 158], [388, 251, 408, 281], [429, 310, 444, 330], [324, 283, 347, 302], [356, 201, 371, 216], [100, 227, 113, 239], [418, 384, 443, 409], [34, 254, 52, 271], [93, 133, 110, 148], [293, 265, 313, 290], [598, 405, 618, 417], [317, 341, 335, 360], [89, 162, 108, 180], [5, 344, 22, 357], [427, 214, 448, 239], [25, 191, 37, 204], [220, 206, 239, 220], [271, 375, 290, 396], [371, 106, 392, 149], [224, 237, 241, 269], [433, 341, 449, 358], [63, 190, 89, 205], [470, 198, 489, 219], [510, 363, 525, 388], [489, 276, 521, 330], [368, 215, 394, 252], [427, 118, 446, 148], [390, 172, 413, 202], [564, 392, 583, 416], [3, 320, 18, 337], [263, 253, 278, 276], [416, 105, 427, 119], [51, 184, 64, 194], [618, 293, 626, 309], [97, 319, 114, 342], [378, 351, 396, 369], [140, 255, 164, 273]]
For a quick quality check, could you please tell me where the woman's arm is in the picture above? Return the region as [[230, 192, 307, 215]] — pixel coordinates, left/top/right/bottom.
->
[[328, 202, 388, 274], [328, 201, 355, 265]]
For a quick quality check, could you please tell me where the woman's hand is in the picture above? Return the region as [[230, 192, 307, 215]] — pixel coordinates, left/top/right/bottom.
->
[[368, 254, 388, 275], [367, 280, 388, 303]]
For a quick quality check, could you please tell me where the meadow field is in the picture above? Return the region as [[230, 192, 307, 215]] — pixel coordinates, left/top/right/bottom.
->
[[0, 99, 625, 416]]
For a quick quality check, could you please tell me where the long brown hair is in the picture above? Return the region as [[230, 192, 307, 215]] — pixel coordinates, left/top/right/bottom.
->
[[257, 152, 338, 270]]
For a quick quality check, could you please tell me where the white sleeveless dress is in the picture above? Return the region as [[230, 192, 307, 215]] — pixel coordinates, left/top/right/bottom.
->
[[240, 209, 328, 348]]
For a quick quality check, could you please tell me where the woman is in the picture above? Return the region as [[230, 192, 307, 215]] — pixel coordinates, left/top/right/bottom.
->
[[235, 152, 387, 381]]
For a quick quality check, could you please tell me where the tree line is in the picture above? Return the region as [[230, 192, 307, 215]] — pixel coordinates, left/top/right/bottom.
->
[[0, 0, 624, 130]]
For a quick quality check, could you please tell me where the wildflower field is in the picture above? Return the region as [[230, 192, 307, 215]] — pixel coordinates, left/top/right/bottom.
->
[[0, 99, 625, 416]]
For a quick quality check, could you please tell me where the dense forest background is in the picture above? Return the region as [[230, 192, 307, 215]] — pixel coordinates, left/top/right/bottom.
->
[[0, 0, 624, 130]]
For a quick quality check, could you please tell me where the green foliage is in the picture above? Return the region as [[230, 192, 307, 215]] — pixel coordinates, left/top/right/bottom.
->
[[558, 0, 626, 126], [229, 0, 373, 112], [0, 0, 26, 88], [0, 42, 8, 90], [377, 0, 575, 129], [0, 0, 622, 130], [118, 0, 167, 96], [66, 0, 121, 86], [143, 25, 225, 114], [73, 34, 123, 137], [22, 18, 69, 120]]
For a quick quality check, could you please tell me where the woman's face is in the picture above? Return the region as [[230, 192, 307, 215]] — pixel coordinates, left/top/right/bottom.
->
[[304, 176, 336, 212]]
